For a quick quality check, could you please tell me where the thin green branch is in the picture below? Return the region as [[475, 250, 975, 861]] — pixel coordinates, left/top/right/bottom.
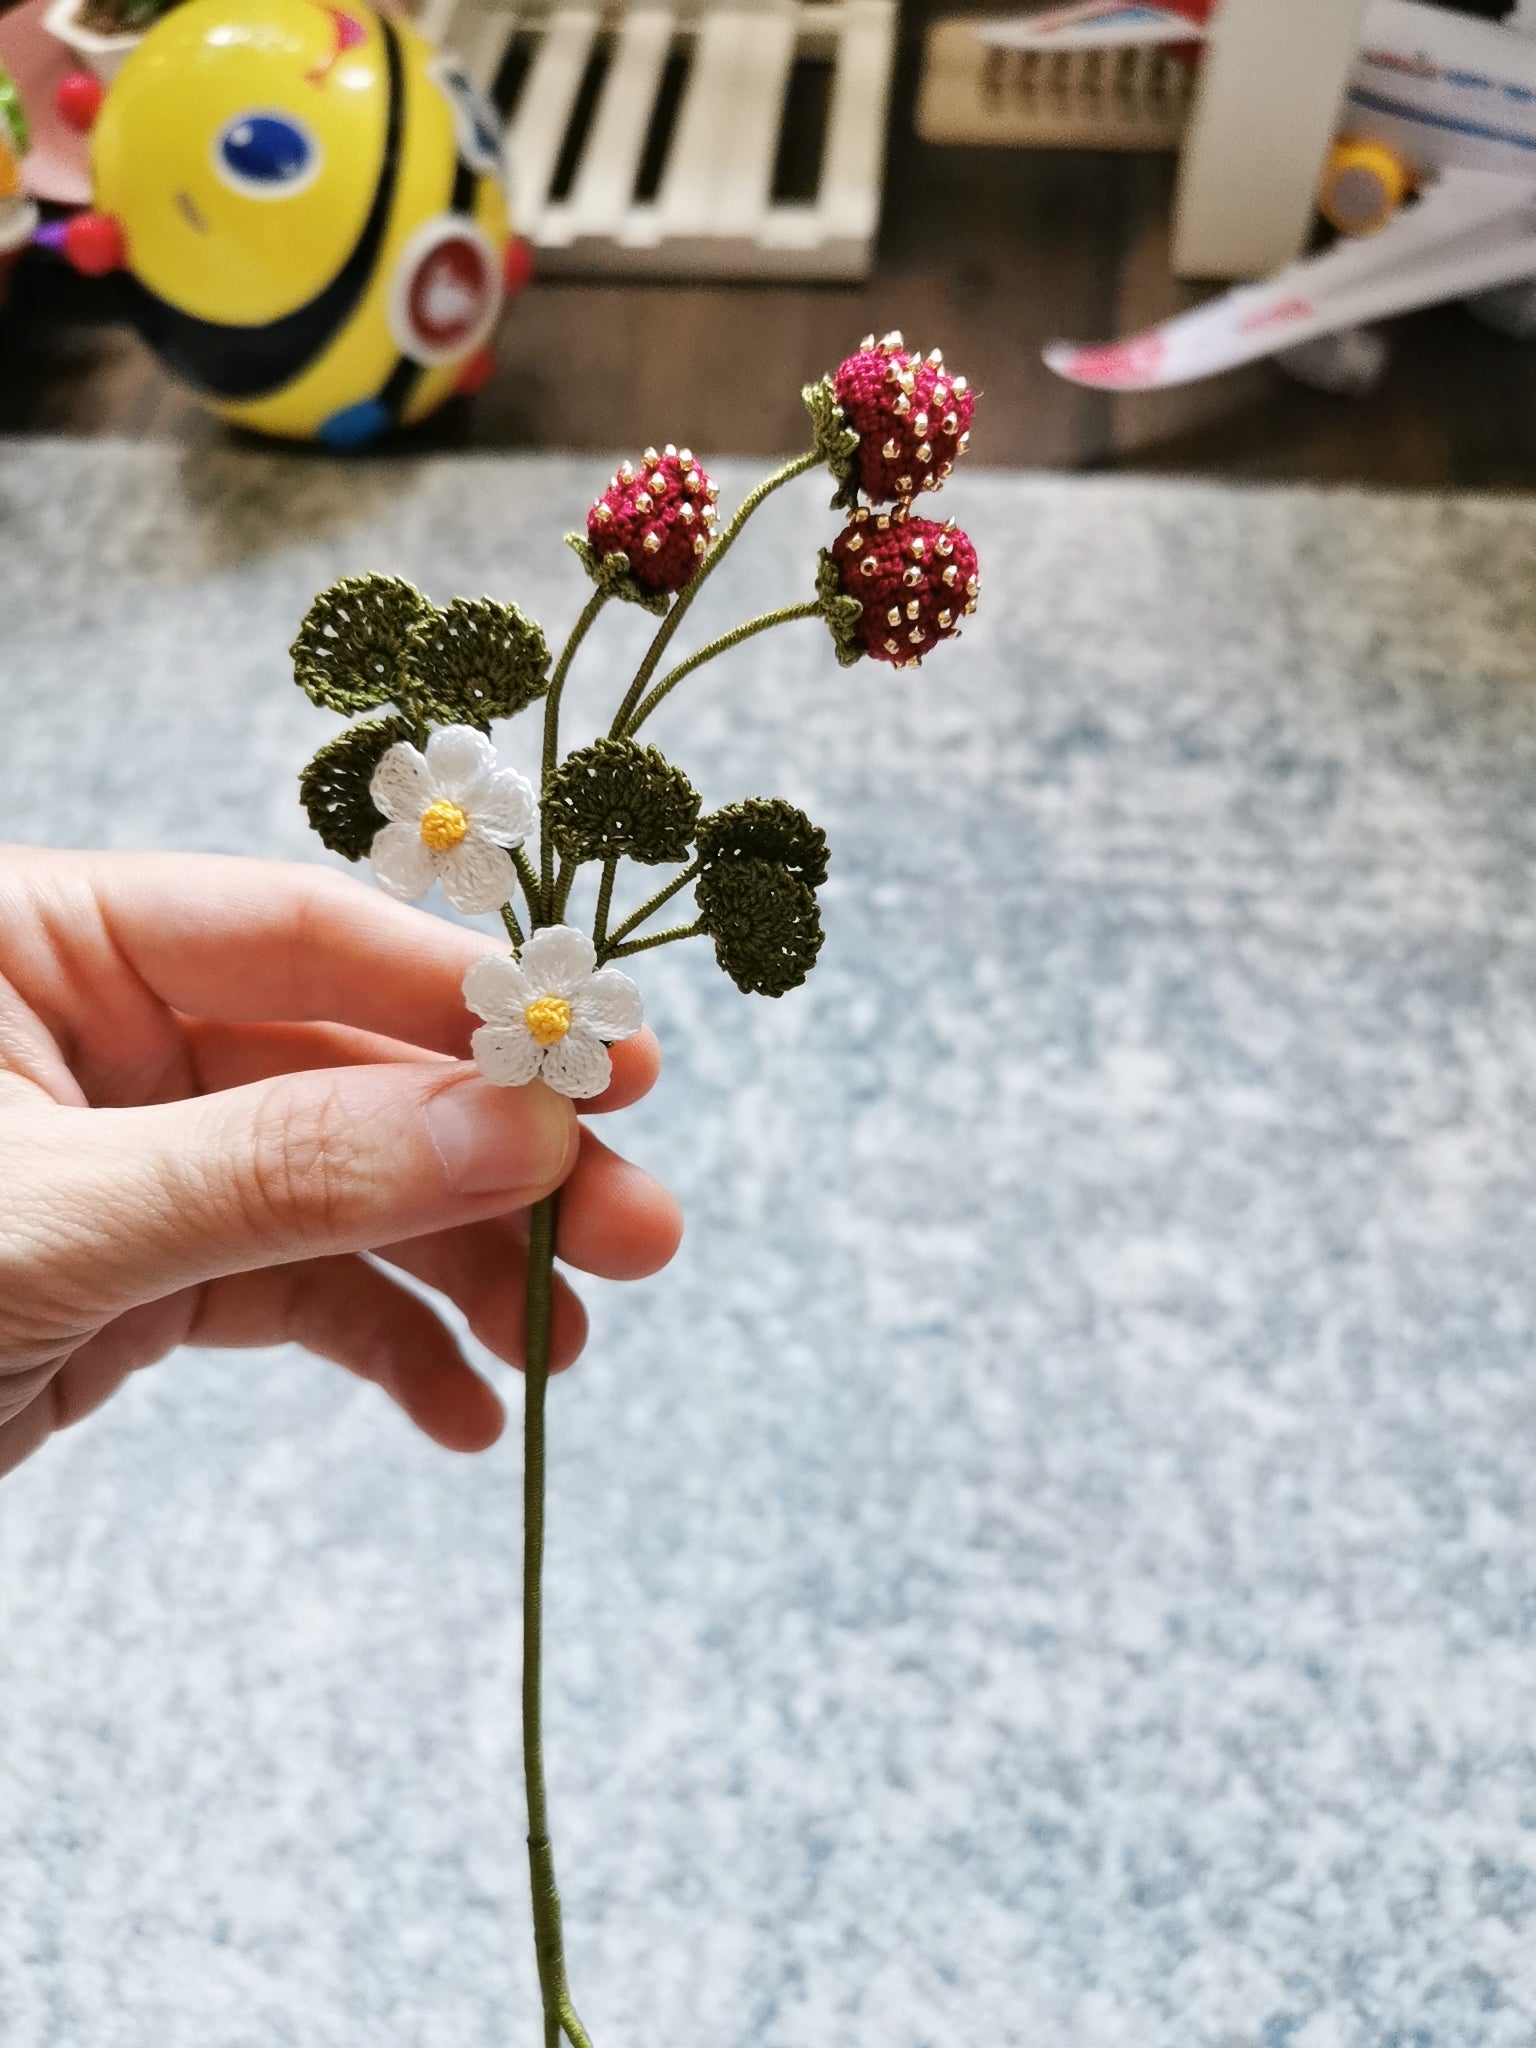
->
[[593, 858, 618, 950], [599, 861, 699, 958], [559, 1999, 593, 2048], [552, 857, 575, 925], [624, 602, 820, 735], [540, 587, 610, 912], [608, 449, 821, 739], [500, 900, 525, 953], [606, 918, 706, 960], [522, 1197, 597, 2048], [512, 849, 544, 932]]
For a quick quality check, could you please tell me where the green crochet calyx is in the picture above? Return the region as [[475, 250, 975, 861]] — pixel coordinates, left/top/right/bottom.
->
[[696, 856, 825, 997], [565, 533, 671, 617], [696, 798, 829, 890], [802, 374, 862, 512], [815, 548, 864, 669], [545, 738, 701, 867]]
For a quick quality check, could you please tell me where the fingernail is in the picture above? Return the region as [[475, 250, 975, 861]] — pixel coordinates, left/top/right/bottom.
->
[[424, 1072, 574, 1198]]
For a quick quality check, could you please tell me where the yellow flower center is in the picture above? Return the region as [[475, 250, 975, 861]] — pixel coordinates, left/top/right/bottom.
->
[[419, 799, 469, 852], [524, 995, 573, 1047]]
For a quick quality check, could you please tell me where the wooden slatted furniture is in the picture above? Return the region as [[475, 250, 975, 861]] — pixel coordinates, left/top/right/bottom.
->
[[419, 0, 899, 279]]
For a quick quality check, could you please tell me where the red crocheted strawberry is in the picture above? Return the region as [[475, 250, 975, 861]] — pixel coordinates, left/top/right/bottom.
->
[[812, 332, 975, 510], [587, 446, 719, 596], [818, 507, 979, 670]]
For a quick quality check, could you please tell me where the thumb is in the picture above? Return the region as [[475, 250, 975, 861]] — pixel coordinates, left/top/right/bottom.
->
[[8, 1064, 576, 1320]]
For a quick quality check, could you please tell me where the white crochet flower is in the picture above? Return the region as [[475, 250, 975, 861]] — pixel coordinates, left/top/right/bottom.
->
[[368, 724, 536, 915], [463, 926, 644, 1099]]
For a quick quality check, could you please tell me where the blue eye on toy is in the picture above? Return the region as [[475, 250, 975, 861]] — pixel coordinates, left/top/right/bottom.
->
[[213, 111, 322, 199]]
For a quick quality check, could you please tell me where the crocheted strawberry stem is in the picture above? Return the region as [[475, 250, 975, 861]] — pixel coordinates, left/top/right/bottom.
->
[[593, 858, 618, 950], [500, 901, 526, 953], [512, 851, 543, 932], [599, 861, 700, 959], [606, 918, 706, 961], [609, 449, 822, 738], [541, 587, 612, 912], [625, 601, 822, 735], [521, 1193, 596, 2048]]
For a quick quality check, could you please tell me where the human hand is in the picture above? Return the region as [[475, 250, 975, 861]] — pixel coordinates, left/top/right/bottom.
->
[[0, 848, 681, 1479]]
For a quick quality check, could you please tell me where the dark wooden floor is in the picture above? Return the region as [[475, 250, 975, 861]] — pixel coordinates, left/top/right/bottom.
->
[[7, 6, 1536, 486]]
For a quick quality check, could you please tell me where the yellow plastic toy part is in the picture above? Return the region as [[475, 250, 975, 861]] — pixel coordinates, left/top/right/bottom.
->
[[91, 0, 513, 446], [1318, 136, 1413, 238]]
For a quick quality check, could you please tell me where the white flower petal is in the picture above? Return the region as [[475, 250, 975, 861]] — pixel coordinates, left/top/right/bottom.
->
[[471, 1021, 543, 1088], [370, 742, 433, 823], [425, 723, 497, 799], [473, 767, 538, 848], [369, 820, 438, 901], [438, 832, 516, 914], [519, 924, 597, 996], [573, 967, 644, 1041], [538, 1022, 612, 1099], [463, 951, 533, 1022]]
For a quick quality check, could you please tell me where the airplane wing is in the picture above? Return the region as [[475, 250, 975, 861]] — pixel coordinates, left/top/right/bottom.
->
[[977, 3, 1207, 53], [1044, 170, 1536, 390]]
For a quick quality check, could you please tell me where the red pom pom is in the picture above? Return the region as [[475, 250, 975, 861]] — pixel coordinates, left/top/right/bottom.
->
[[587, 446, 718, 596], [63, 211, 126, 276], [832, 333, 974, 507], [502, 236, 535, 296], [828, 507, 979, 668], [55, 69, 105, 133], [455, 345, 496, 395]]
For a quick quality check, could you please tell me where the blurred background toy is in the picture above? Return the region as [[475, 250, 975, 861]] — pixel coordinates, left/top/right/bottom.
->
[[0, 0, 92, 210], [993, 0, 1536, 396], [0, 60, 38, 303], [42, 0, 179, 87], [48, 0, 527, 445]]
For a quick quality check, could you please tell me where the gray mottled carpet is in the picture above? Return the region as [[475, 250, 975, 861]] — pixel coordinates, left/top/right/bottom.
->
[[2, 440, 1536, 2048]]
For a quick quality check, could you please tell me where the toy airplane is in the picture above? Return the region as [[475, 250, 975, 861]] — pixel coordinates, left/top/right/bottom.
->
[[988, 0, 1536, 391]]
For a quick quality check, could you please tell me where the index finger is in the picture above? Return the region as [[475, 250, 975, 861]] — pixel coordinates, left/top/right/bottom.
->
[[44, 849, 500, 1055]]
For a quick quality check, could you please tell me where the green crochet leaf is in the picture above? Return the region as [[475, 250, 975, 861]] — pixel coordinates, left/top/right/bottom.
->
[[815, 548, 864, 669], [565, 532, 671, 617], [403, 595, 551, 726], [291, 574, 429, 715], [803, 374, 861, 512], [298, 715, 414, 860], [696, 798, 829, 891], [696, 856, 824, 998], [545, 738, 701, 867]]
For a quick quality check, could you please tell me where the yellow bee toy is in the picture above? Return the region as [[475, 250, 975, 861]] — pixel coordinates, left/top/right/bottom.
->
[[59, 0, 525, 445]]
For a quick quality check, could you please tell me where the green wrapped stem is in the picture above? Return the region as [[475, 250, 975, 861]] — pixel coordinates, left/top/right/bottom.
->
[[623, 602, 821, 736], [541, 587, 612, 911], [522, 1195, 594, 2048], [609, 449, 822, 738]]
